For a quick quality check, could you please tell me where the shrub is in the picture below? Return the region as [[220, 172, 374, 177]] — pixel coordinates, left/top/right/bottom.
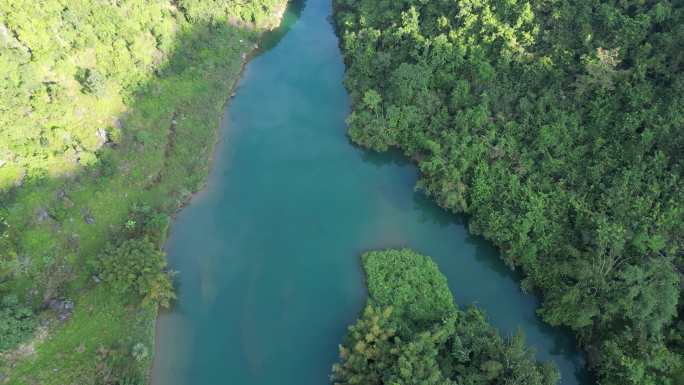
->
[[0, 294, 36, 350], [95, 238, 174, 308], [131, 342, 148, 363]]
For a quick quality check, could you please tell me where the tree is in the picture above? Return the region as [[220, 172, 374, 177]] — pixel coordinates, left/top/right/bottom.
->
[[94, 238, 175, 308]]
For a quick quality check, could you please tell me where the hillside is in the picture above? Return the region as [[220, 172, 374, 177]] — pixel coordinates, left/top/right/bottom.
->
[[0, 1, 286, 383]]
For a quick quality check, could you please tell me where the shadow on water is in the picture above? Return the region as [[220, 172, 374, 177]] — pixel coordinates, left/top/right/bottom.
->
[[255, 0, 306, 55], [356, 144, 412, 168], [359, 146, 592, 385], [411, 190, 465, 227]]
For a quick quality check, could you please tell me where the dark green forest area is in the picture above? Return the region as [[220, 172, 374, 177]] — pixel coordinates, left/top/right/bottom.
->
[[333, 249, 559, 385], [0, 0, 285, 383], [333, 0, 683, 383]]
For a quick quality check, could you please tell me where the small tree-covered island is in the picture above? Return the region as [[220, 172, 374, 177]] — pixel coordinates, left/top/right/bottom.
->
[[1, 0, 682, 384]]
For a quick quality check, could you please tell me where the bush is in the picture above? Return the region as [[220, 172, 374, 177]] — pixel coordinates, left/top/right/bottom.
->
[[95, 238, 174, 308], [131, 342, 148, 363], [0, 294, 36, 350]]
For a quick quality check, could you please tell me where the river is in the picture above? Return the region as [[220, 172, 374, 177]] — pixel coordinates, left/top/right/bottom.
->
[[152, 1, 589, 384]]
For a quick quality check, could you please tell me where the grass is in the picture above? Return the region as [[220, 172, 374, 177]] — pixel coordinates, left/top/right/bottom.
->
[[6, 287, 155, 385], [0, 1, 288, 382]]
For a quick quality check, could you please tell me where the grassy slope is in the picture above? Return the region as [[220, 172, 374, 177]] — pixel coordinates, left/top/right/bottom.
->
[[0, 1, 287, 383]]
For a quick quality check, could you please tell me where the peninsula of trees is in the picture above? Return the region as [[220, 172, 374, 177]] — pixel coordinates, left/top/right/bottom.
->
[[332, 249, 559, 385]]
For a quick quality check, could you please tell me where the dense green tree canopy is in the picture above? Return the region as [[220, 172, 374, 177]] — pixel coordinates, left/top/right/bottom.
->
[[333, 249, 559, 385], [333, 1, 683, 383], [94, 238, 175, 308]]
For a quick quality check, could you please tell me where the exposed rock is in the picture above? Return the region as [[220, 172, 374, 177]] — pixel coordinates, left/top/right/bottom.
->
[[84, 214, 95, 225], [92, 275, 102, 284], [36, 208, 50, 222], [96, 128, 109, 147], [0, 24, 9, 46], [14, 168, 26, 188], [81, 207, 95, 224], [0, 23, 18, 49], [74, 106, 86, 118], [46, 298, 75, 322]]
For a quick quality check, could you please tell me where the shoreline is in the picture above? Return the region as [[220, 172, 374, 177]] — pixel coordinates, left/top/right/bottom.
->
[[149, 2, 290, 383], [165, 1, 290, 216]]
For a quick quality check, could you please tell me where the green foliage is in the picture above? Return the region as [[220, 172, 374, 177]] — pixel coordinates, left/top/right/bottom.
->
[[4, 286, 156, 385], [362, 249, 454, 330], [0, 0, 285, 189], [333, 0, 684, 383], [0, 0, 287, 382], [94, 238, 174, 308], [94, 343, 146, 385], [175, 0, 285, 28], [131, 342, 148, 363], [76, 68, 107, 96], [0, 294, 36, 350], [332, 249, 559, 385]]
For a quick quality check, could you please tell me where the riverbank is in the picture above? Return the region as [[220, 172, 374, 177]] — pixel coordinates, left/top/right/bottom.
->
[[0, 1, 288, 383], [150, 4, 295, 381]]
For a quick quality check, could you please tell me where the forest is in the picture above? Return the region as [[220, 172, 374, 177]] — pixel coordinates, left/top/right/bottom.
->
[[332, 0, 683, 383], [0, 0, 285, 383], [332, 249, 559, 385], [2, 0, 683, 383]]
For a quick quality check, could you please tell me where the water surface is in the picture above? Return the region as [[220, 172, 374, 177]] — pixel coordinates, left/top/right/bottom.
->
[[153, 1, 588, 384]]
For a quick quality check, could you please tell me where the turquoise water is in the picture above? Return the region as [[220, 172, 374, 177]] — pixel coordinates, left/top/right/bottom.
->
[[152, 1, 588, 384]]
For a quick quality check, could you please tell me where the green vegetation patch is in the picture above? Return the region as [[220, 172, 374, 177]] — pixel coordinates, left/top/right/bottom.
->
[[5, 286, 155, 385], [332, 249, 559, 385], [362, 249, 454, 328]]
